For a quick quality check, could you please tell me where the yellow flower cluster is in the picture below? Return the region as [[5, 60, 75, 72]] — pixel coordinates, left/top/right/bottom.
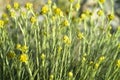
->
[[41, 5, 49, 14], [69, 0, 74, 3], [97, 9, 104, 16], [41, 53, 46, 60], [54, 7, 63, 17], [63, 35, 71, 45], [19, 53, 28, 63], [77, 32, 83, 40], [16, 44, 28, 53], [10, 11, 16, 18], [49, 74, 54, 80], [68, 71, 73, 78], [62, 20, 69, 26], [30, 16, 37, 24], [25, 2, 33, 10], [116, 59, 120, 68], [74, 3, 80, 11], [99, 56, 105, 62], [0, 20, 4, 28], [107, 14, 114, 21], [13, 2, 19, 10], [99, 0, 105, 3], [6, 4, 11, 10], [7, 51, 16, 59]]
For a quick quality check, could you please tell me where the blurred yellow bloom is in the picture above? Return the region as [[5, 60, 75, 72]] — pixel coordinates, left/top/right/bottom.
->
[[10, 11, 16, 18], [47, 0, 52, 4], [62, 20, 69, 26], [30, 16, 37, 24], [19, 53, 28, 63], [99, 0, 105, 3], [14, 2, 19, 10], [77, 32, 83, 39], [68, 71, 73, 78], [21, 45, 28, 53], [99, 56, 105, 62], [0, 20, 4, 28], [95, 63, 99, 69], [116, 59, 120, 68], [49, 74, 54, 80], [41, 53, 46, 60], [63, 35, 71, 44], [69, 0, 74, 3], [80, 13, 87, 20], [41, 5, 49, 14], [75, 3, 80, 11], [97, 9, 104, 16], [25, 2, 33, 10], [2, 13, 8, 19], [7, 51, 16, 59], [6, 4, 11, 10], [16, 43, 21, 50], [54, 8, 63, 17], [57, 46, 62, 52], [107, 14, 114, 21], [82, 57, 86, 62]]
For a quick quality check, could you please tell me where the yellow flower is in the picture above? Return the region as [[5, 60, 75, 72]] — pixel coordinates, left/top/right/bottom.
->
[[80, 13, 87, 20], [107, 14, 114, 21], [54, 8, 63, 17], [41, 5, 49, 14], [19, 53, 28, 63], [49, 74, 54, 80], [0, 20, 4, 28], [69, 0, 74, 3], [63, 35, 71, 44], [16, 43, 21, 50], [99, 56, 105, 62], [25, 2, 33, 10], [2, 13, 8, 19], [21, 11, 27, 18], [77, 32, 83, 39], [90, 61, 94, 65], [62, 20, 69, 26], [57, 46, 62, 52], [116, 59, 120, 68], [75, 3, 80, 11], [7, 51, 16, 59], [13, 2, 19, 10], [99, 0, 105, 3], [68, 71, 73, 78], [97, 9, 104, 16], [41, 53, 46, 60], [47, 0, 52, 5], [6, 4, 11, 10], [10, 11, 16, 18], [21, 45, 28, 53], [95, 63, 99, 69], [30, 16, 37, 24], [82, 57, 86, 62]]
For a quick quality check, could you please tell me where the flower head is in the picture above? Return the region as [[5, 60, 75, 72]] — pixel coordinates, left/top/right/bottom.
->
[[99, 0, 105, 3], [30, 16, 37, 24], [25, 2, 33, 10], [19, 53, 28, 63], [49, 74, 54, 80], [0, 20, 4, 28], [41, 5, 49, 14], [107, 14, 114, 21], [62, 20, 69, 26], [68, 71, 73, 78], [116, 59, 120, 68], [77, 32, 83, 39], [6, 4, 11, 10], [97, 9, 104, 16], [41, 53, 46, 60], [63, 35, 71, 45], [54, 7, 63, 17], [7, 51, 16, 59], [13, 2, 19, 10]]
